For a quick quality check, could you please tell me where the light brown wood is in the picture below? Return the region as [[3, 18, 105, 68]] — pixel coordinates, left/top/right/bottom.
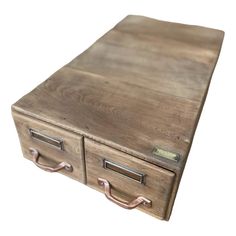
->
[[11, 15, 224, 220], [85, 138, 175, 219], [12, 15, 224, 172], [12, 111, 86, 183]]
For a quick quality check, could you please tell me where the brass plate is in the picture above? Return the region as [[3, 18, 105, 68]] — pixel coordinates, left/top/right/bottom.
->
[[152, 147, 180, 162]]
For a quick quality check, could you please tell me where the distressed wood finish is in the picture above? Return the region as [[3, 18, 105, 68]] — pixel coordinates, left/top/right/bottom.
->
[[85, 138, 175, 219], [12, 15, 224, 171], [12, 15, 224, 220], [13, 112, 86, 183]]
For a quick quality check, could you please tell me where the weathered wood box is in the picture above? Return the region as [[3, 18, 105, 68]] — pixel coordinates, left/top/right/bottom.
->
[[12, 15, 224, 220]]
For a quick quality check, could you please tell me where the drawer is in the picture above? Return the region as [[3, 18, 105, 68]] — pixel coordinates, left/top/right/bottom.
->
[[85, 139, 175, 219], [12, 112, 86, 183]]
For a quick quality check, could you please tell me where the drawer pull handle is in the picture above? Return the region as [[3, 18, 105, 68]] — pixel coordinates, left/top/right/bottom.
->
[[97, 178, 152, 209], [29, 148, 73, 172]]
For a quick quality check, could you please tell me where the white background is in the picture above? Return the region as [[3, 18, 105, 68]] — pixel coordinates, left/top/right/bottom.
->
[[0, 0, 235, 235]]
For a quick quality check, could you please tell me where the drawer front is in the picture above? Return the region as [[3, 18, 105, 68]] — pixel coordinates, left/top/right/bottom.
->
[[13, 112, 85, 183], [85, 139, 175, 219]]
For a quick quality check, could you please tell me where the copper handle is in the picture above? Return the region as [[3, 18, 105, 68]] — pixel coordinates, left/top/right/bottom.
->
[[97, 178, 152, 209], [29, 148, 73, 172]]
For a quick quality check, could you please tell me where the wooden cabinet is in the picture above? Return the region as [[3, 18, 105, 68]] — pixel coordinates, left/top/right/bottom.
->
[[11, 15, 224, 220]]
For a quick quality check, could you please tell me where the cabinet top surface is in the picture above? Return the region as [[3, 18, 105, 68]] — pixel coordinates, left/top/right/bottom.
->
[[13, 15, 224, 170]]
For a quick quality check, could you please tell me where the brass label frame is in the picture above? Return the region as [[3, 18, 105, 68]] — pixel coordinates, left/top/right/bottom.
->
[[103, 159, 145, 184], [29, 129, 64, 150]]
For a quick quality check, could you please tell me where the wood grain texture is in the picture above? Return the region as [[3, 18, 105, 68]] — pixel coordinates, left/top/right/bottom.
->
[[85, 138, 175, 220], [12, 111, 86, 183], [12, 15, 224, 171]]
